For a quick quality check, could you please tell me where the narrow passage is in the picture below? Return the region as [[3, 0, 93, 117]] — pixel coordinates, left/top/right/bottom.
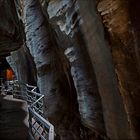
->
[[0, 95, 29, 140]]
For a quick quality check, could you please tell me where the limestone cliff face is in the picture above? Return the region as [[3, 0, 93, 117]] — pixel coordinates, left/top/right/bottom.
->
[[0, 0, 140, 140], [44, 0, 140, 139], [22, 0, 82, 139], [6, 46, 37, 85], [46, 0, 105, 135], [97, 0, 140, 138]]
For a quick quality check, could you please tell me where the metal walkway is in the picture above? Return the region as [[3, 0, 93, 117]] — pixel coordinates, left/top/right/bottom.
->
[[0, 80, 54, 140]]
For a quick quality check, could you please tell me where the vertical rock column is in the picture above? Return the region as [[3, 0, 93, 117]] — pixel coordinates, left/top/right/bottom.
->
[[22, 0, 81, 139], [47, 0, 105, 135], [78, 0, 131, 139]]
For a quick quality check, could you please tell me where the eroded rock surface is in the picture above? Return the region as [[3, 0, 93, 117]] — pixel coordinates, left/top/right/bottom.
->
[[0, 0, 22, 58], [0, 0, 140, 140]]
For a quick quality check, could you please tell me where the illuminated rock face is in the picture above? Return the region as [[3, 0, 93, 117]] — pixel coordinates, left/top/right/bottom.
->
[[6, 46, 37, 85], [47, 0, 105, 135], [0, 0, 140, 139]]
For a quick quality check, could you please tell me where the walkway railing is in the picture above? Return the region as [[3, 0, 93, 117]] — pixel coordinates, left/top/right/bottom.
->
[[0, 79, 54, 140]]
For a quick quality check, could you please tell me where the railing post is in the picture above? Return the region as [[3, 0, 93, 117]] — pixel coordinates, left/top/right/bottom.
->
[[28, 108, 33, 139], [49, 126, 54, 140]]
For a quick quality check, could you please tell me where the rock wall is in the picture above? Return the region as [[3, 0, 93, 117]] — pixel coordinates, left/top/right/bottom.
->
[[22, 0, 82, 139], [97, 0, 140, 138], [45, 0, 140, 139], [47, 0, 105, 135], [6, 45, 37, 85], [0, 0, 140, 139], [0, 0, 22, 58]]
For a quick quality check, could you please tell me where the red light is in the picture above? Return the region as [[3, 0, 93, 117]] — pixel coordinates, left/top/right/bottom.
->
[[6, 69, 14, 80]]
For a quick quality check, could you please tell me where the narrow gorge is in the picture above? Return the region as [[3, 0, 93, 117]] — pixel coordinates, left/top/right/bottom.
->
[[0, 0, 140, 139]]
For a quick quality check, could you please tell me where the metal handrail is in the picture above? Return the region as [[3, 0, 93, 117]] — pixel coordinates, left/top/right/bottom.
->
[[0, 80, 54, 140], [29, 108, 54, 140], [26, 84, 54, 140]]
